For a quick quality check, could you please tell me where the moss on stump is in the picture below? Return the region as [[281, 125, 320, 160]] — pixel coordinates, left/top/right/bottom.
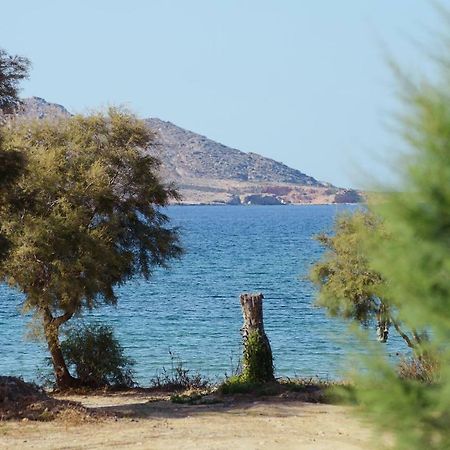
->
[[239, 293, 274, 383]]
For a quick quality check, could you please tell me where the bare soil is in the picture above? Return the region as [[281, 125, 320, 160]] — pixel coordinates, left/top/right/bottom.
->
[[0, 377, 95, 422], [0, 389, 373, 450]]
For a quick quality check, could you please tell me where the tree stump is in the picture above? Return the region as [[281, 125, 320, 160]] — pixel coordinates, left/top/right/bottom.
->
[[240, 293, 274, 382]]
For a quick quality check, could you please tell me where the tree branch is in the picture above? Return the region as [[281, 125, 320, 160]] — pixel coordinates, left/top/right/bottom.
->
[[41, 307, 73, 328], [412, 329, 422, 345], [392, 319, 415, 349], [53, 311, 73, 328]]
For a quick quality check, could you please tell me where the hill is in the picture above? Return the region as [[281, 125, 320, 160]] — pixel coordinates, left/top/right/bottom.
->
[[20, 97, 361, 205]]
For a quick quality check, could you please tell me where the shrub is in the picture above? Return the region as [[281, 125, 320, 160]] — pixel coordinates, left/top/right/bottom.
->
[[61, 323, 135, 388], [149, 351, 210, 391], [349, 10, 450, 448], [397, 356, 440, 384], [219, 375, 264, 395], [218, 376, 333, 399]]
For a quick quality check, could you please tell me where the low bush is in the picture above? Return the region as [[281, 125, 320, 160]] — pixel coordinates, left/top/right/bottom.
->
[[219, 375, 342, 402], [219, 375, 263, 395], [61, 323, 135, 388], [397, 355, 440, 384]]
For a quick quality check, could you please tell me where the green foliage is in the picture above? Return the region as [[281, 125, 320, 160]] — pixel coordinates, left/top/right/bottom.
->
[[0, 47, 30, 115], [355, 361, 448, 450], [310, 211, 384, 323], [61, 323, 135, 388], [0, 109, 182, 313], [0, 143, 25, 259], [0, 48, 30, 258], [219, 376, 333, 401], [241, 330, 274, 383], [0, 141, 25, 188], [219, 376, 276, 395], [220, 328, 275, 393], [350, 14, 450, 450], [310, 210, 426, 350]]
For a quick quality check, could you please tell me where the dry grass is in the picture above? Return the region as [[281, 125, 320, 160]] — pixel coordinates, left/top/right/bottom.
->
[[397, 356, 440, 383]]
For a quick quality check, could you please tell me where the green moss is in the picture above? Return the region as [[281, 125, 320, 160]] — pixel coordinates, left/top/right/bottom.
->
[[241, 330, 274, 383], [219, 374, 282, 396]]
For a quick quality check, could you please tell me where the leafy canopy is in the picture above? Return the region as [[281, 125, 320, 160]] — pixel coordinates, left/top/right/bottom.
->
[[0, 109, 182, 317], [0, 48, 31, 115], [310, 211, 384, 323], [0, 48, 30, 256], [310, 210, 426, 350]]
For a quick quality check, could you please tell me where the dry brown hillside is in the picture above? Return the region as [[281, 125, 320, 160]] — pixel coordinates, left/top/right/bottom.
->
[[21, 97, 362, 205]]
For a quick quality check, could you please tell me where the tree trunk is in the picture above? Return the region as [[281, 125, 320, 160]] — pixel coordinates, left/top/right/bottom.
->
[[42, 308, 79, 389], [376, 304, 390, 343], [240, 293, 274, 382]]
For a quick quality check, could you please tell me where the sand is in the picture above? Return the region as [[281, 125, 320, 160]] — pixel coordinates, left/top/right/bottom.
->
[[0, 391, 373, 450]]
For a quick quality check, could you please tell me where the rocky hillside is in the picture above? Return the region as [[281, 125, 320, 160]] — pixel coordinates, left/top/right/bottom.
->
[[20, 97, 361, 205], [21, 97, 70, 119], [145, 117, 322, 186]]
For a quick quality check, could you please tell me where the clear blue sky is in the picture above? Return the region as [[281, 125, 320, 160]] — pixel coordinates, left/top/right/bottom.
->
[[1, 0, 442, 188]]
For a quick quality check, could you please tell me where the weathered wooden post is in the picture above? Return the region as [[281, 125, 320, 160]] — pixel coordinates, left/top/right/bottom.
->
[[240, 293, 274, 382]]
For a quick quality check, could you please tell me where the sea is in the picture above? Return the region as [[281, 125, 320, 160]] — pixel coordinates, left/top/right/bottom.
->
[[0, 205, 406, 385]]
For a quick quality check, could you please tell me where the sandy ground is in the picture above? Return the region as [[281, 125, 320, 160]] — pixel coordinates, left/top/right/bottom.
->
[[0, 391, 373, 450]]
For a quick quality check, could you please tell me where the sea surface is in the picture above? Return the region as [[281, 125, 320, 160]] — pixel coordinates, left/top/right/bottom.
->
[[0, 205, 406, 384]]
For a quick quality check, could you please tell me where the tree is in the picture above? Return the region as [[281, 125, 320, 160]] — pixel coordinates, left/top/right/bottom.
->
[[0, 141, 25, 259], [0, 110, 182, 388], [355, 54, 450, 450], [0, 48, 31, 116], [0, 48, 30, 258], [317, 15, 450, 449], [310, 210, 424, 352]]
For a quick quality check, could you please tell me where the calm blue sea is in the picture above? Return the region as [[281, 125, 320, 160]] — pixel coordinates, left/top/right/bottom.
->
[[0, 205, 406, 384]]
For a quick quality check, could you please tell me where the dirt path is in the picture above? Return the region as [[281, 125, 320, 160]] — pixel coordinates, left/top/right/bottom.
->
[[0, 392, 372, 450]]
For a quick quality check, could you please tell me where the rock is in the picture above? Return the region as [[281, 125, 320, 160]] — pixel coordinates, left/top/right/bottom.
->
[[243, 194, 285, 205], [226, 195, 241, 205], [334, 189, 363, 204], [21, 97, 70, 119]]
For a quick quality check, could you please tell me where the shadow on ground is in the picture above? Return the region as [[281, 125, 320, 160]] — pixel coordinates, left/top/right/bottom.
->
[[56, 387, 327, 420]]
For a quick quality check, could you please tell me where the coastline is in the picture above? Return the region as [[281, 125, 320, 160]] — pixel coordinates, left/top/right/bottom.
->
[[170, 201, 363, 206]]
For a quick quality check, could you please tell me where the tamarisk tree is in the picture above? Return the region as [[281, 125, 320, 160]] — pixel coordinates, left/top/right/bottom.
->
[[0, 48, 30, 256], [0, 110, 182, 388], [356, 18, 450, 445], [0, 141, 25, 259], [310, 210, 424, 353], [0, 47, 30, 116]]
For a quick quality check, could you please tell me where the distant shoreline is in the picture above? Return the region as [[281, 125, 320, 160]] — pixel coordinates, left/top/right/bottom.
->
[[170, 202, 363, 206]]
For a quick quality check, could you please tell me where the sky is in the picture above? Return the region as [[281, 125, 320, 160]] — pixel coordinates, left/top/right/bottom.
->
[[1, 0, 443, 188]]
